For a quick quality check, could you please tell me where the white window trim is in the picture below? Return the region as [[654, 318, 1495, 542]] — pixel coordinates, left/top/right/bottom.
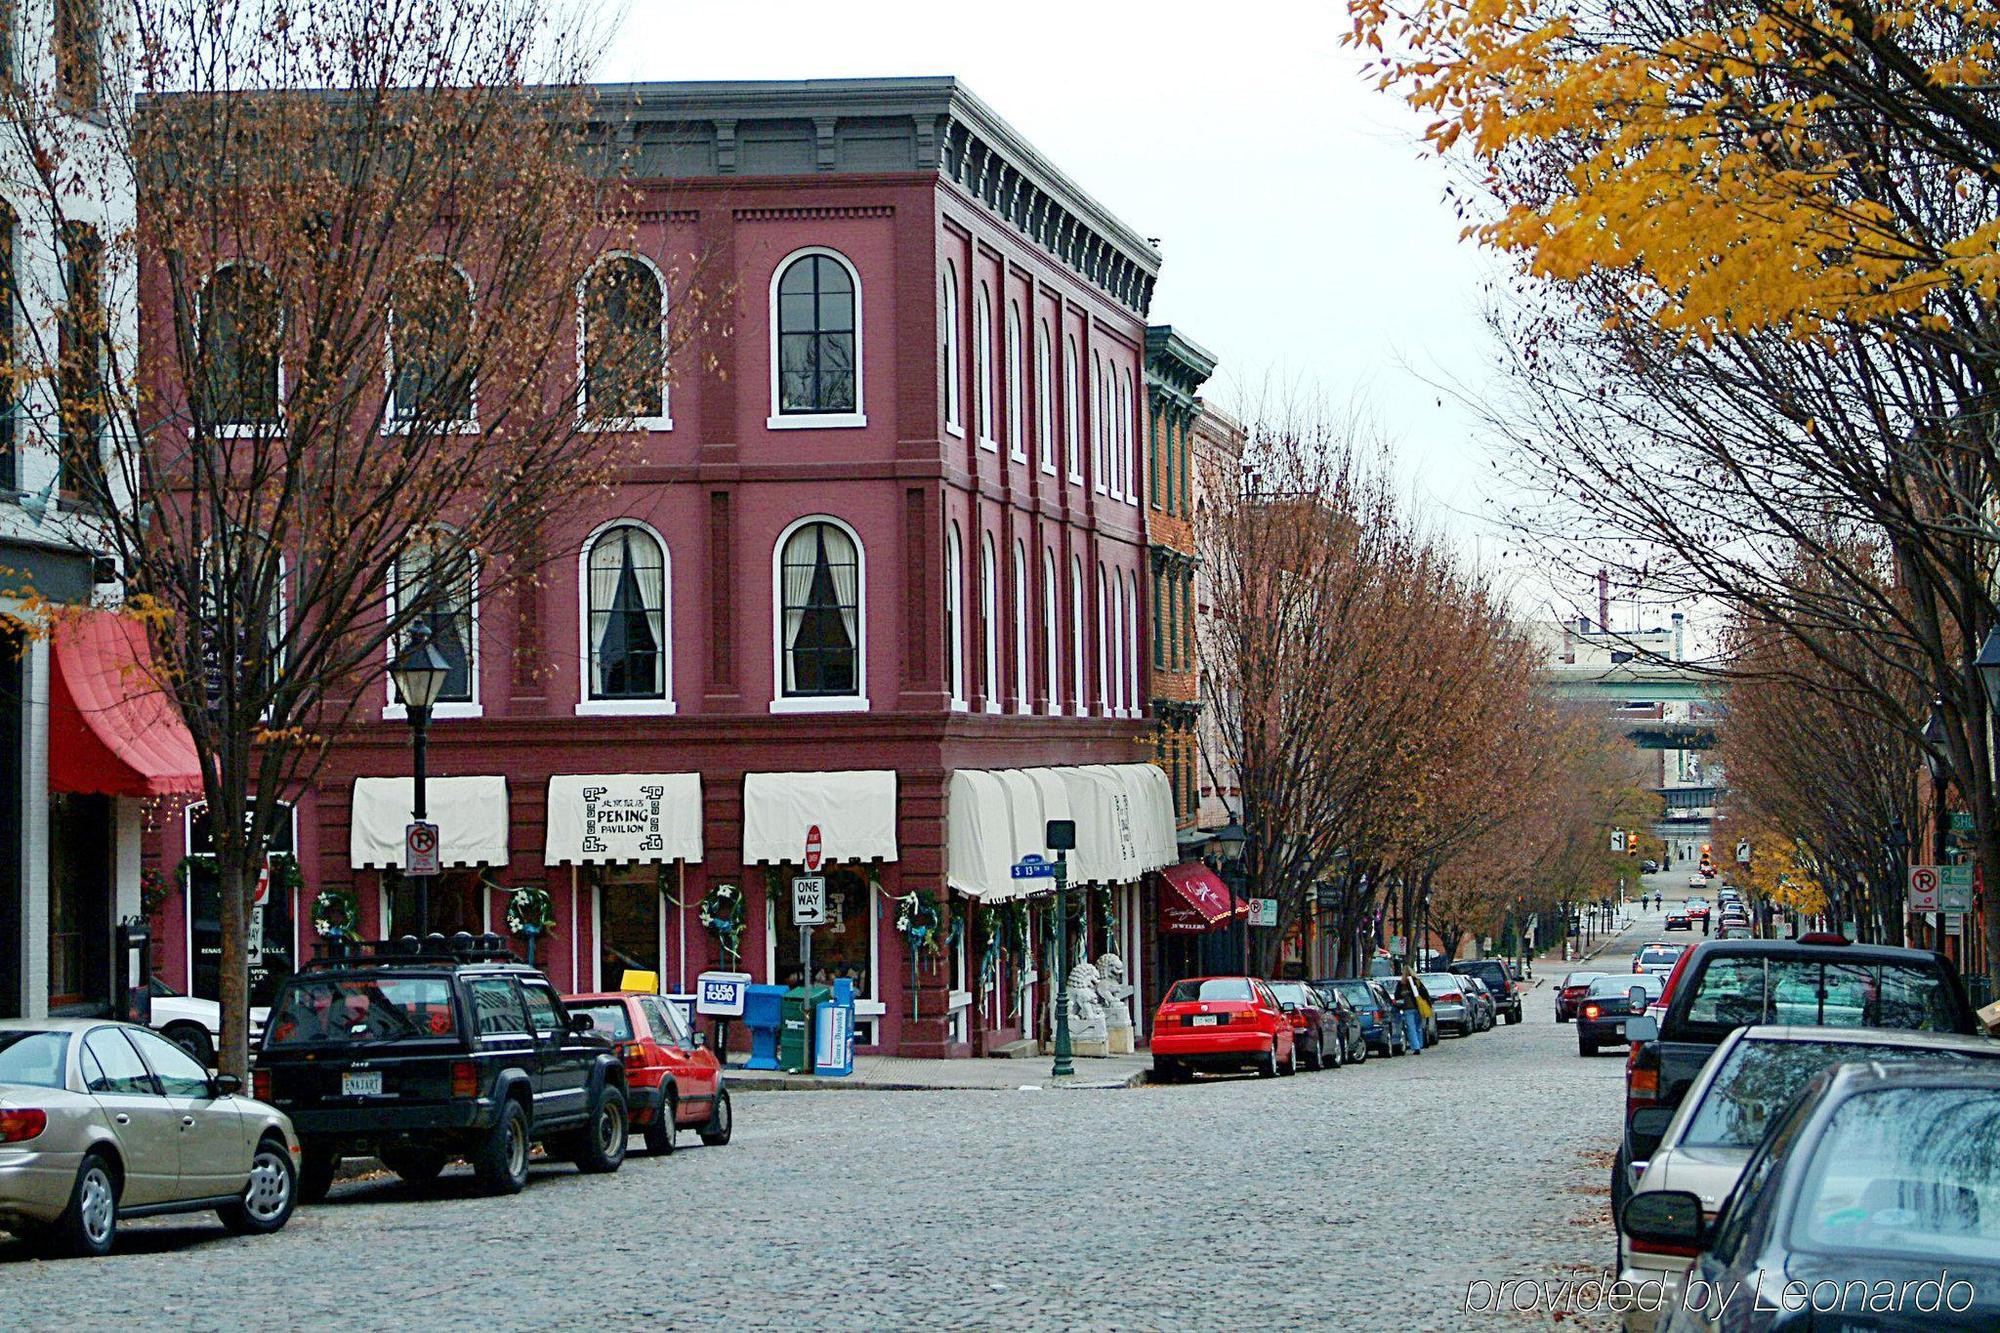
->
[[1065, 337, 1083, 484], [1043, 550, 1063, 716], [385, 534, 483, 722], [1012, 539, 1030, 715], [973, 282, 996, 452], [575, 517, 676, 717], [199, 260, 287, 438], [1126, 568, 1141, 716], [383, 255, 481, 435], [1091, 355, 1108, 495], [1097, 564, 1110, 716], [1005, 301, 1026, 463], [1109, 568, 1125, 716], [770, 512, 870, 714], [1036, 319, 1055, 475], [1072, 558, 1087, 715], [766, 245, 867, 431], [947, 520, 967, 711], [1123, 370, 1139, 506], [762, 871, 881, 1019], [576, 250, 673, 433], [942, 262, 963, 439], [980, 532, 1000, 715]]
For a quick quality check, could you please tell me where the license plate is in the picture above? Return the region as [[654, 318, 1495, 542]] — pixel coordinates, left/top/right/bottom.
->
[[342, 1071, 383, 1097], [1190, 1015, 1218, 1027]]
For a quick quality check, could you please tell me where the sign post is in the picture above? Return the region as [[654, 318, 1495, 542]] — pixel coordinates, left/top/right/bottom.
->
[[796, 827, 826, 1069], [1044, 820, 1077, 1079]]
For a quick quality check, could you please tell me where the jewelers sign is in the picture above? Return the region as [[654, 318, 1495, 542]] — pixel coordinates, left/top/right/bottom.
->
[[545, 774, 705, 866]]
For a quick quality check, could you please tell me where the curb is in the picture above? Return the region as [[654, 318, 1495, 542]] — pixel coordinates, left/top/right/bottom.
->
[[724, 1067, 1150, 1093]]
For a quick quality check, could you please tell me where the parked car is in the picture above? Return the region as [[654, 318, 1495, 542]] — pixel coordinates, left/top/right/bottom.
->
[[1150, 977, 1297, 1081], [1418, 973, 1475, 1037], [1631, 943, 1687, 977], [1577, 974, 1661, 1056], [0, 1019, 300, 1256], [1450, 958, 1522, 1025], [1614, 934, 1980, 1222], [1640, 859, 1659, 874], [145, 980, 269, 1070], [254, 934, 630, 1200], [565, 991, 730, 1153], [1319, 978, 1405, 1057], [1459, 976, 1497, 1031], [1266, 981, 1345, 1070], [1663, 911, 1691, 931], [1615, 1025, 2000, 1332], [1621, 1063, 2000, 1332], [1715, 923, 1753, 940], [1555, 971, 1605, 1023]]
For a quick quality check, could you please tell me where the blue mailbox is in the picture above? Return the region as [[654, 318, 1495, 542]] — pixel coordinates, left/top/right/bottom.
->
[[813, 977, 856, 1077], [741, 984, 787, 1071]]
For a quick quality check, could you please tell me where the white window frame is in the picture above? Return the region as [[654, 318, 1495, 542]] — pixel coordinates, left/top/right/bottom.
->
[[764, 874, 885, 1033], [1126, 568, 1141, 716], [1096, 562, 1110, 715], [1012, 539, 1030, 715], [1042, 549, 1062, 716], [385, 532, 482, 722], [973, 282, 996, 451], [576, 251, 672, 433], [1071, 556, 1087, 714], [1064, 335, 1083, 483], [575, 518, 676, 717], [769, 513, 870, 714], [1005, 300, 1025, 462], [941, 262, 963, 438], [384, 255, 481, 435], [1110, 567, 1125, 716], [198, 260, 286, 439], [1035, 319, 1055, 475], [1091, 353, 1107, 494], [946, 521, 967, 710], [1123, 369, 1139, 505], [766, 245, 867, 431], [980, 531, 1001, 714]]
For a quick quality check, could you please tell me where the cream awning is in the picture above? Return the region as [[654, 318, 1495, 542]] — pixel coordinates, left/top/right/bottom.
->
[[545, 774, 703, 866], [947, 762, 1176, 898], [350, 776, 509, 870], [742, 770, 898, 865]]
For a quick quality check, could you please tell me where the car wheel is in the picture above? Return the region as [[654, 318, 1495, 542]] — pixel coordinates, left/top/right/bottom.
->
[[699, 1087, 734, 1147], [1303, 1036, 1322, 1071], [379, 1147, 449, 1185], [298, 1143, 340, 1204], [643, 1092, 679, 1156], [1285, 1040, 1299, 1075], [162, 1022, 215, 1070], [573, 1086, 629, 1174], [51, 1151, 118, 1257], [472, 1099, 531, 1195], [1506, 1010, 1522, 1025], [220, 1135, 297, 1235], [1557, 1011, 1570, 1023], [1257, 1040, 1279, 1078], [1350, 1034, 1367, 1064]]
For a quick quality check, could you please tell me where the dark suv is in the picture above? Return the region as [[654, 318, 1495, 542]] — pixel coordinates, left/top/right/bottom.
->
[[1449, 959, 1521, 1025], [254, 934, 630, 1200]]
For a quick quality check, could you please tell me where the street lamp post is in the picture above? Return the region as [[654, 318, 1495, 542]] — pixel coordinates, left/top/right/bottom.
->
[[1046, 818, 1077, 1079], [1212, 818, 1249, 974], [389, 627, 453, 939]]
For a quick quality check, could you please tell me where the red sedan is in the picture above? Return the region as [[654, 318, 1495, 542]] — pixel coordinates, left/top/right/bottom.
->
[[566, 991, 731, 1154], [1150, 976, 1297, 1081]]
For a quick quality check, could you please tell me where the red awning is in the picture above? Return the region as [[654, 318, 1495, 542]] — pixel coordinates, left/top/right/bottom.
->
[[49, 611, 203, 798], [1157, 862, 1244, 935]]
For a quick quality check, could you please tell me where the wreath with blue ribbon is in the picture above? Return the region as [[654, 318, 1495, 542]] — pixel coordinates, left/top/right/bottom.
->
[[505, 885, 555, 937]]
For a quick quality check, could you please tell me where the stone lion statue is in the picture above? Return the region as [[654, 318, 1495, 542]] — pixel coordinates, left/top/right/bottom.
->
[[1094, 953, 1135, 1053], [1063, 960, 1109, 1055]]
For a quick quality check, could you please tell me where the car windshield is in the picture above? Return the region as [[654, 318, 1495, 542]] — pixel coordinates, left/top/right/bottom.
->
[[572, 1003, 634, 1041], [1639, 947, 1681, 964], [1165, 979, 1253, 1003], [265, 975, 458, 1045], [0, 1031, 69, 1089], [1267, 983, 1313, 1006], [1684, 1039, 1996, 1150], [1331, 982, 1378, 1007], [1793, 1084, 2000, 1262], [1680, 957, 1962, 1036], [1421, 976, 1462, 998]]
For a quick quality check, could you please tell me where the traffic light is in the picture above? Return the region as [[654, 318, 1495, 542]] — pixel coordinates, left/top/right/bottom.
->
[[1628, 830, 1640, 857]]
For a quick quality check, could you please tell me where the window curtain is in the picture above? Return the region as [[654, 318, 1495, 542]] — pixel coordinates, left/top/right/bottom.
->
[[1044, 555, 1060, 710], [824, 524, 859, 648], [588, 533, 626, 695], [1013, 542, 1028, 709], [781, 525, 820, 692]]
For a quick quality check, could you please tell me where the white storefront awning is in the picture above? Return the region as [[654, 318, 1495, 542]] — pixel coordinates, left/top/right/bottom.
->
[[545, 774, 703, 866], [350, 776, 510, 870], [947, 762, 1176, 898], [742, 770, 898, 866]]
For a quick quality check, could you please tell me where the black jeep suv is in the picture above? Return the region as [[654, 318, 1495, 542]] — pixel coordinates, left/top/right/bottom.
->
[[254, 934, 630, 1200], [1449, 958, 1522, 1025]]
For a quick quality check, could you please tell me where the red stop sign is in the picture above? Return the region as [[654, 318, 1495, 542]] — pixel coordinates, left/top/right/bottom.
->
[[805, 825, 822, 873]]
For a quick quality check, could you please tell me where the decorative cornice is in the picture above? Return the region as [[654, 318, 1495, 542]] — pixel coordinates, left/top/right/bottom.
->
[[733, 205, 896, 221]]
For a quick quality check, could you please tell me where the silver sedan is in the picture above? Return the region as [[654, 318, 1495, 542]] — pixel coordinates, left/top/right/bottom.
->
[[0, 1018, 301, 1256]]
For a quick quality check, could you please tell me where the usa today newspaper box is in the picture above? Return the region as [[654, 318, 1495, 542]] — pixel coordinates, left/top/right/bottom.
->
[[814, 978, 856, 1077]]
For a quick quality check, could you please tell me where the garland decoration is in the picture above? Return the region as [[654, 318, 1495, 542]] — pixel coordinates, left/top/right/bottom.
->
[[700, 880, 748, 966], [311, 887, 361, 940], [139, 866, 175, 917], [505, 885, 556, 936], [895, 887, 943, 1021]]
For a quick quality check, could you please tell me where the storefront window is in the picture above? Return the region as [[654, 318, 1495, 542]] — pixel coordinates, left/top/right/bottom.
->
[[186, 802, 296, 1010], [384, 868, 484, 939], [49, 792, 110, 1011], [773, 866, 871, 995], [593, 864, 661, 989]]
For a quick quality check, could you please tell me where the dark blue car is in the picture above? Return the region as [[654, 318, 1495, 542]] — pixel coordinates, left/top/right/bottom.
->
[[1318, 978, 1406, 1057]]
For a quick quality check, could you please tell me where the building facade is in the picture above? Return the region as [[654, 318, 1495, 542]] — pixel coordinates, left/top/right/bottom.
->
[[142, 78, 1181, 1057], [1143, 327, 1213, 835]]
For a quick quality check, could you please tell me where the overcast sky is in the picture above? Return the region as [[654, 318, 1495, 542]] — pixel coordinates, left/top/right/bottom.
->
[[602, 0, 1605, 621]]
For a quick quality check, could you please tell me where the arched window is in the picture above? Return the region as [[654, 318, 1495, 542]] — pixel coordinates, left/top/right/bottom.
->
[[1096, 563, 1109, 713], [389, 258, 476, 426], [1090, 353, 1106, 493], [1005, 301, 1025, 461], [1070, 556, 1086, 714], [1122, 369, 1137, 503], [1043, 549, 1061, 715], [581, 255, 667, 426], [941, 263, 962, 435], [1110, 568, 1126, 715], [777, 519, 862, 703], [1063, 335, 1082, 482], [200, 533, 287, 713], [980, 532, 999, 712], [394, 528, 477, 707], [946, 522, 966, 708], [973, 283, 994, 447], [582, 524, 668, 704], [1036, 319, 1054, 474], [1012, 539, 1029, 714], [771, 249, 859, 422], [1126, 569, 1140, 712], [199, 262, 281, 429]]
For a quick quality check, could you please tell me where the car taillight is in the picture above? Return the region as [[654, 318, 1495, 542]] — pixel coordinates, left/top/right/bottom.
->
[[618, 1041, 646, 1063], [0, 1108, 46, 1142], [452, 1060, 479, 1098], [252, 1069, 273, 1101], [1584, 1004, 1600, 1019], [1375, 1010, 1387, 1022]]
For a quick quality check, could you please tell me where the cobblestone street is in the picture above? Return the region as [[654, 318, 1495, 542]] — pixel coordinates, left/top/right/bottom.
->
[[2, 950, 1641, 1332]]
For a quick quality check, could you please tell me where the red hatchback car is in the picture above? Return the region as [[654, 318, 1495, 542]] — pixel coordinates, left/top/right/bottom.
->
[[1150, 976, 1298, 1081], [565, 992, 731, 1154]]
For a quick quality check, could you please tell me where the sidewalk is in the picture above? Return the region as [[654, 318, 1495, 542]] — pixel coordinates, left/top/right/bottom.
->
[[724, 1052, 1150, 1092], [1526, 906, 1651, 982]]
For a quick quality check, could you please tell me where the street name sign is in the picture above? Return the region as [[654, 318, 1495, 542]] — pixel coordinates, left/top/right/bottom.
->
[[1011, 854, 1057, 880], [792, 876, 828, 926]]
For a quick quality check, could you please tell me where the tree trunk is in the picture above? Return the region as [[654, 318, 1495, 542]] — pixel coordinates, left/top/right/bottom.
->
[[217, 857, 249, 1079]]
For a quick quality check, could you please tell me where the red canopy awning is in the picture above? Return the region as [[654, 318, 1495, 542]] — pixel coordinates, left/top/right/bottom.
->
[[49, 611, 203, 798], [1157, 862, 1245, 934]]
